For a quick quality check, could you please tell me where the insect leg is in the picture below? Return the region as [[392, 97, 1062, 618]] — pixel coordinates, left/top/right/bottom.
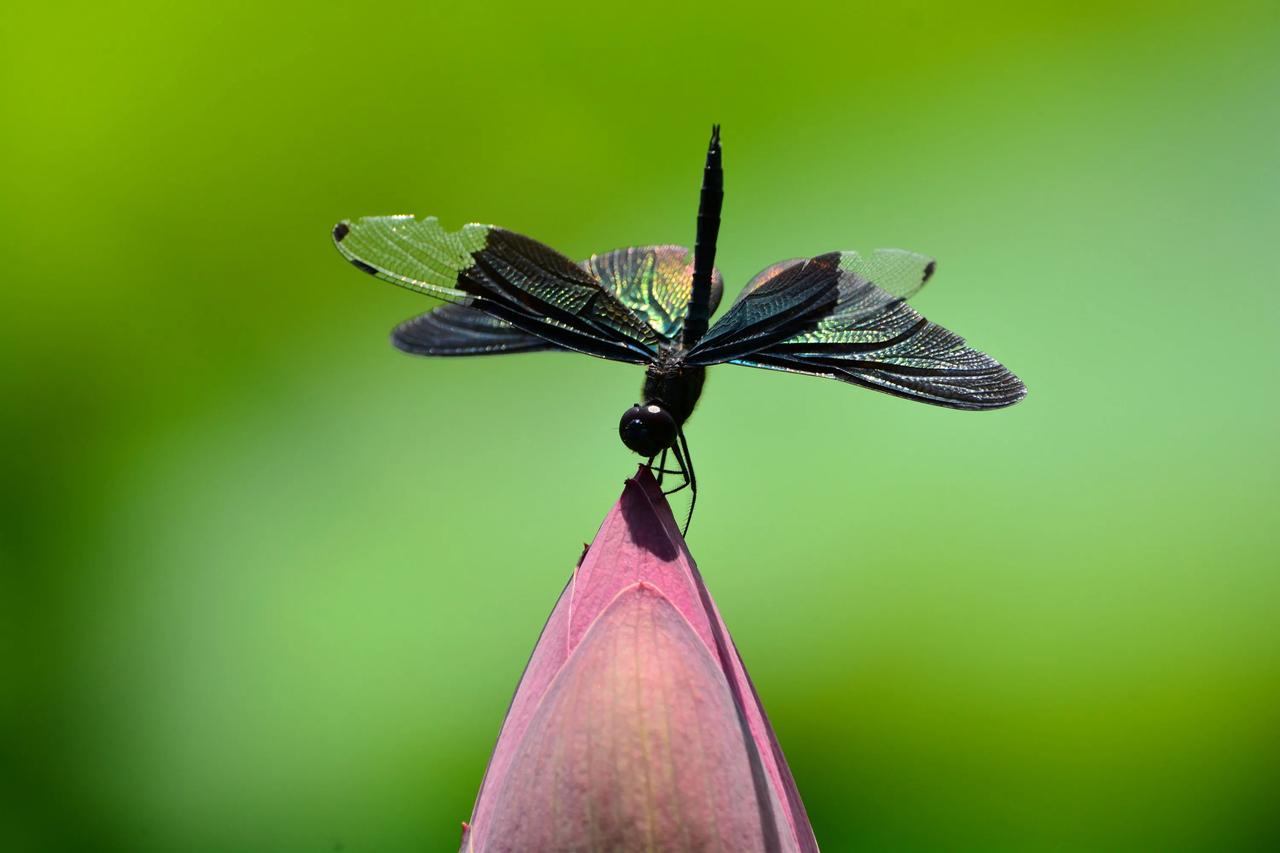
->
[[676, 425, 697, 535], [644, 449, 683, 480], [663, 442, 690, 498]]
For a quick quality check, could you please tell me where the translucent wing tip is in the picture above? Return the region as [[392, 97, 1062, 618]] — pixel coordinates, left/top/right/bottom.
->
[[330, 214, 482, 300]]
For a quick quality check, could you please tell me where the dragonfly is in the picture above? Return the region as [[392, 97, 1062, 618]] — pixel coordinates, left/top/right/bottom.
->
[[333, 126, 1025, 532]]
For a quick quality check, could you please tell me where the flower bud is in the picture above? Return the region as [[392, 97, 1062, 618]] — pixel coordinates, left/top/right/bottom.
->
[[460, 468, 818, 852]]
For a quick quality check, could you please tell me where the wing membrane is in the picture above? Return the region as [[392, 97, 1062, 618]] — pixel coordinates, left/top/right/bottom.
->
[[701, 251, 1025, 410], [584, 245, 723, 342], [334, 216, 661, 363], [685, 254, 844, 364], [392, 304, 554, 356], [832, 248, 935, 301], [731, 248, 935, 307]]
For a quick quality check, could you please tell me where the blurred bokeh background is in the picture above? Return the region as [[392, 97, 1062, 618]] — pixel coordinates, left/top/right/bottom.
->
[[3, 1, 1278, 850]]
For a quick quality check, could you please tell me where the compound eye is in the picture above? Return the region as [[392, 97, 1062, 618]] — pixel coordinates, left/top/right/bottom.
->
[[619, 403, 677, 456]]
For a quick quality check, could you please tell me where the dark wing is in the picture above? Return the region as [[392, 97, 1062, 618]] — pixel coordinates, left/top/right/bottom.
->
[[689, 250, 1025, 411], [682, 253, 845, 364], [333, 215, 662, 364], [583, 246, 723, 342], [392, 304, 554, 356]]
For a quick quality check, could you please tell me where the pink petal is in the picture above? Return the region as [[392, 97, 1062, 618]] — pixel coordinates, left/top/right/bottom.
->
[[463, 467, 818, 853], [477, 583, 793, 851]]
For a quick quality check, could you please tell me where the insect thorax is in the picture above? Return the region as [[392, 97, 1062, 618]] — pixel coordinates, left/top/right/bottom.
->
[[642, 346, 704, 427]]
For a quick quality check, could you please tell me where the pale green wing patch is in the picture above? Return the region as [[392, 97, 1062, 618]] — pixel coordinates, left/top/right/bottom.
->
[[332, 215, 489, 303], [837, 249, 935, 301], [732, 249, 934, 307]]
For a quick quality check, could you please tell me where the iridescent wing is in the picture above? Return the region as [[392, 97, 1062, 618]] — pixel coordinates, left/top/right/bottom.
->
[[689, 251, 1025, 411], [392, 304, 554, 357], [682, 253, 844, 364], [376, 240, 724, 357], [583, 246, 723, 342], [333, 216, 662, 364]]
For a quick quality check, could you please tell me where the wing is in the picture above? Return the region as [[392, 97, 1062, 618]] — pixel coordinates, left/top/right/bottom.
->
[[582, 246, 723, 342], [683, 253, 845, 364], [392, 304, 555, 356], [734, 248, 935, 304], [690, 251, 1025, 411], [333, 216, 662, 364]]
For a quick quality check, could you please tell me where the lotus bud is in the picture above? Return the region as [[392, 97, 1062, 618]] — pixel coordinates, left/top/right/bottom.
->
[[459, 467, 818, 852]]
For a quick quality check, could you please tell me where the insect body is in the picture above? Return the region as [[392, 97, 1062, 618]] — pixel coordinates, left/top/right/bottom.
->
[[334, 127, 1025, 531]]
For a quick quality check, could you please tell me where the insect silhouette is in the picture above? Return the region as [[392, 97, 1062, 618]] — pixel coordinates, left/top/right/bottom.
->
[[333, 127, 1025, 532]]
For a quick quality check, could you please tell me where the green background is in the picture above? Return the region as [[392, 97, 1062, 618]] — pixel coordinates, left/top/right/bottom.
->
[[4, 1, 1278, 850]]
